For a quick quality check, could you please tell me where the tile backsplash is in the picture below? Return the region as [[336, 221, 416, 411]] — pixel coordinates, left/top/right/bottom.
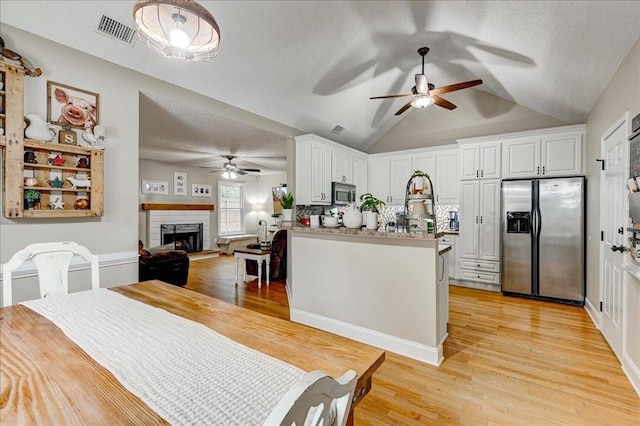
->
[[295, 204, 459, 231]]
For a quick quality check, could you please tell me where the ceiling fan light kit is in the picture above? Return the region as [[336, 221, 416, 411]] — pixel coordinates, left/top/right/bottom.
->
[[370, 46, 482, 116], [222, 171, 238, 180], [133, 0, 221, 62]]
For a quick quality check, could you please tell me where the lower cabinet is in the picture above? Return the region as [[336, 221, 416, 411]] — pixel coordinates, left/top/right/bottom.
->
[[439, 235, 457, 279]]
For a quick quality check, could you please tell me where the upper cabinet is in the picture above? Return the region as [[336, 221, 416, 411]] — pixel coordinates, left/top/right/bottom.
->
[[460, 142, 501, 180], [411, 149, 459, 204], [501, 126, 585, 179], [368, 155, 411, 205], [295, 134, 368, 206]]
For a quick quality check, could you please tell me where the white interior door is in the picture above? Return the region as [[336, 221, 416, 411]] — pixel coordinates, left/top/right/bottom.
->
[[601, 114, 628, 358]]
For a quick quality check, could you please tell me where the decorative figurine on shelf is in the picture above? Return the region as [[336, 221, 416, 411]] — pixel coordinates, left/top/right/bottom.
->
[[76, 158, 90, 169], [48, 197, 65, 210], [48, 155, 65, 166], [74, 198, 89, 210], [79, 120, 106, 150], [24, 114, 57, 141], [66, 176, 91, 189], [48, 177, 64, 188], [24, 151, 37, 164]]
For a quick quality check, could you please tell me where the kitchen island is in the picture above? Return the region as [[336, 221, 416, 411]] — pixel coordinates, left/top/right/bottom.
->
[[284, 224, 450, 366]]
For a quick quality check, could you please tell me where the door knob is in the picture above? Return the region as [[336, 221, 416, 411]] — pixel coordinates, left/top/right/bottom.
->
[[611, 245, 629, 252]]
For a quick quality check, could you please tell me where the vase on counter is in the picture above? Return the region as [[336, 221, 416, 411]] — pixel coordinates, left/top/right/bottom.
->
[[365, 212, 379, 230], [282, 208, 293, 222], [342, 204, 362, 228], [24, 114, 57, 141]]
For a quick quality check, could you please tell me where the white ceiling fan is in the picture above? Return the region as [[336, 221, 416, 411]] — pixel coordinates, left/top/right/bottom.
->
[[201, 155, 262, 179]]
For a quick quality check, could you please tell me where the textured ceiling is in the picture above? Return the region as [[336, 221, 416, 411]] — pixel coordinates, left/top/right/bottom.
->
[[1, 1, 639, 168]]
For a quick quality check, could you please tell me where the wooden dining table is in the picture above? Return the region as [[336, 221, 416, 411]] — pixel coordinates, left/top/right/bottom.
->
[[0, 280, 385, 425]]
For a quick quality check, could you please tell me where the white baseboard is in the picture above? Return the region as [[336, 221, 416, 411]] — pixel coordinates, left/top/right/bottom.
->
[[0, 251, 138, 280], [622, 353, 640, 398], [291, 308, 443, 366], [450, 279, 500, 292], [584, 296, 601, 330]]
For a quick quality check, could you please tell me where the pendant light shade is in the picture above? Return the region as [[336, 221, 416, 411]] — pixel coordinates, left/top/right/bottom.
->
[[133, 0, 221, 62]]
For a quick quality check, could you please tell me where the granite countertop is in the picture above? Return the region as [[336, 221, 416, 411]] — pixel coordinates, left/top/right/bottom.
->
[[281, 222, 443, 240]]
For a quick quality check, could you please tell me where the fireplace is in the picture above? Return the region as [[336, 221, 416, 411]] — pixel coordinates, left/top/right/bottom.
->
[[161, 223, 203, 253]]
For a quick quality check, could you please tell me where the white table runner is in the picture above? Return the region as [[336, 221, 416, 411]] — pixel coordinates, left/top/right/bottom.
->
[[21, 289, 305, 425]]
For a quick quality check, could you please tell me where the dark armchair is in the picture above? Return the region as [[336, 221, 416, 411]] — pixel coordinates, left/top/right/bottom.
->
[[139, 241, 190, 286], [246, 229, 287, 281]]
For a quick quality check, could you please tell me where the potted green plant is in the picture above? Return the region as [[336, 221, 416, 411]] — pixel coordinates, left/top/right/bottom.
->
[[359, 193, 385, 230], [359, 193, 385, 213], [281, 192, 294, 221], [24, 189, 41, 210]]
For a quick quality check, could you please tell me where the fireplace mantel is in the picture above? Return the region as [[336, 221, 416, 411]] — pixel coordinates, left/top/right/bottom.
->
[[141, 204, 214, 211]]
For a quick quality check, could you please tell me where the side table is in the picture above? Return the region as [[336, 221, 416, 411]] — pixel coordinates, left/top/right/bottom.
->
[[234, 248, 271, 288]]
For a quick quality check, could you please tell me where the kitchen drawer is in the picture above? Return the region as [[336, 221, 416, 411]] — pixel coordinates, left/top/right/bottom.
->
[[460, 259, 500, 273], [439, 236, 455, 244], [459, 269, 501, 285]]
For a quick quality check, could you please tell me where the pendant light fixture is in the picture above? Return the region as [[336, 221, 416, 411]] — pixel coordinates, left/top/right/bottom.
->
[[133, 0, 221, 62]]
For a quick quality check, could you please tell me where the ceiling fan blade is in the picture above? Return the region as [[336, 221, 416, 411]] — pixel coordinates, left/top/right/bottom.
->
[[429, 79, 482, 96], [395, 100, 413, 116], [415, 74, 428, 94], [432, 95, 457, 110], [238, 168, 261, 173], [370, 93, 413, 100], [236, 170, 248, 175]]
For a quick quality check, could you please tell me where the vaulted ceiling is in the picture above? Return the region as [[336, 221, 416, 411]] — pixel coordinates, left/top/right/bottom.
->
[[1, 1, 639, 171]]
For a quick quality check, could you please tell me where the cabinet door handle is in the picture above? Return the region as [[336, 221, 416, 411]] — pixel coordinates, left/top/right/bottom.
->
[[476, 170, 479, 178], [436, 195, 439, 202], [480, 216, 483, 224], [537, 166, 540, 175], [481, 170, 484, 178], [542, 166, 546, 175], [390, 196, 393, 203], [476, 216, 479, 224]]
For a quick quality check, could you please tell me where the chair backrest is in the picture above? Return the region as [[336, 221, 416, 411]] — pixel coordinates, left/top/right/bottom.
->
[[264, 369, 357, 426], [2, 242, 99, 307]]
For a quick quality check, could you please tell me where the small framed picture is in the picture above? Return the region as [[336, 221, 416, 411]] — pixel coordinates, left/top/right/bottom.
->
[[47, 81, 99, 129], [141, 180, 169, 195], [192, 184, 212, 197], [174, 172, 187, 196]]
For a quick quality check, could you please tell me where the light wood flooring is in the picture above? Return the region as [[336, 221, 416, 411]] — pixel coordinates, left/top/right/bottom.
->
[[186, 255, 640, 425]]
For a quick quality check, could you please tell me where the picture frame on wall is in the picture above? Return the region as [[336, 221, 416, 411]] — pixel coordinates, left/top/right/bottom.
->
[[174, 172, 187, 196], [141, 180, 168, 195], [47, 81, 99, 129]]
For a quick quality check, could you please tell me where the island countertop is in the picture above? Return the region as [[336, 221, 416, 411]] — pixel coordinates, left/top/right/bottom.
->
[[280, 223, 443, 240]]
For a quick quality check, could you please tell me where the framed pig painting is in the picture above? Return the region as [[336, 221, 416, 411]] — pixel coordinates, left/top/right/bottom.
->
[[47, 81, 99, 129]]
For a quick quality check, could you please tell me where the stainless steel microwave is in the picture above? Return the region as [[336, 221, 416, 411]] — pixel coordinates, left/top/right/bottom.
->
[[332, 182, 356, 205]]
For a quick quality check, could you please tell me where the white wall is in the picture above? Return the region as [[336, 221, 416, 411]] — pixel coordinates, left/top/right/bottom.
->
[[139, 159, 286, 247], [367, 88, 568, 154], [585, 37, 640, 308], [0, 25, 298, 303]]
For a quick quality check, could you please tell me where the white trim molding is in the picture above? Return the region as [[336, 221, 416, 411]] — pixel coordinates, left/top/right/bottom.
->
[[291, 308, 443, 366]]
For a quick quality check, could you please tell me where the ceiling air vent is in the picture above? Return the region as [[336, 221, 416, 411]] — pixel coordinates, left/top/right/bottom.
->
[[331, 125, 345, 135], [94, 13, 137, 47]]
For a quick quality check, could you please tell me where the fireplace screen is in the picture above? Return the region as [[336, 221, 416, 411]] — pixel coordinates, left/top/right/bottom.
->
[[161, 223, 203, 253]]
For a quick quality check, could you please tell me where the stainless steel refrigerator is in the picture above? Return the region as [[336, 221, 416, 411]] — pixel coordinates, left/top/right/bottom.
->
[[501, 177, 585, 305]]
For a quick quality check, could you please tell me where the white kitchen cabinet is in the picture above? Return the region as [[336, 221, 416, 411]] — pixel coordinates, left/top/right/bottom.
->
[[412, 149, 459, 205], [332, 149, 354, 184], [439, 235, 458, 279], [368, 155, 411, 205], [459, 142, 501, 181], [458, 179, 501, 286], [353, 156, 368, 200], [502, 127, 584, 178], [435, 150, 459, 204], [295, 134, 333, 205]]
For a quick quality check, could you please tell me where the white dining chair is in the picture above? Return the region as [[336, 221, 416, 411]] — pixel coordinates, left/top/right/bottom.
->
[[2, 241, 99, 307], [264, 369, 357, 426]]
